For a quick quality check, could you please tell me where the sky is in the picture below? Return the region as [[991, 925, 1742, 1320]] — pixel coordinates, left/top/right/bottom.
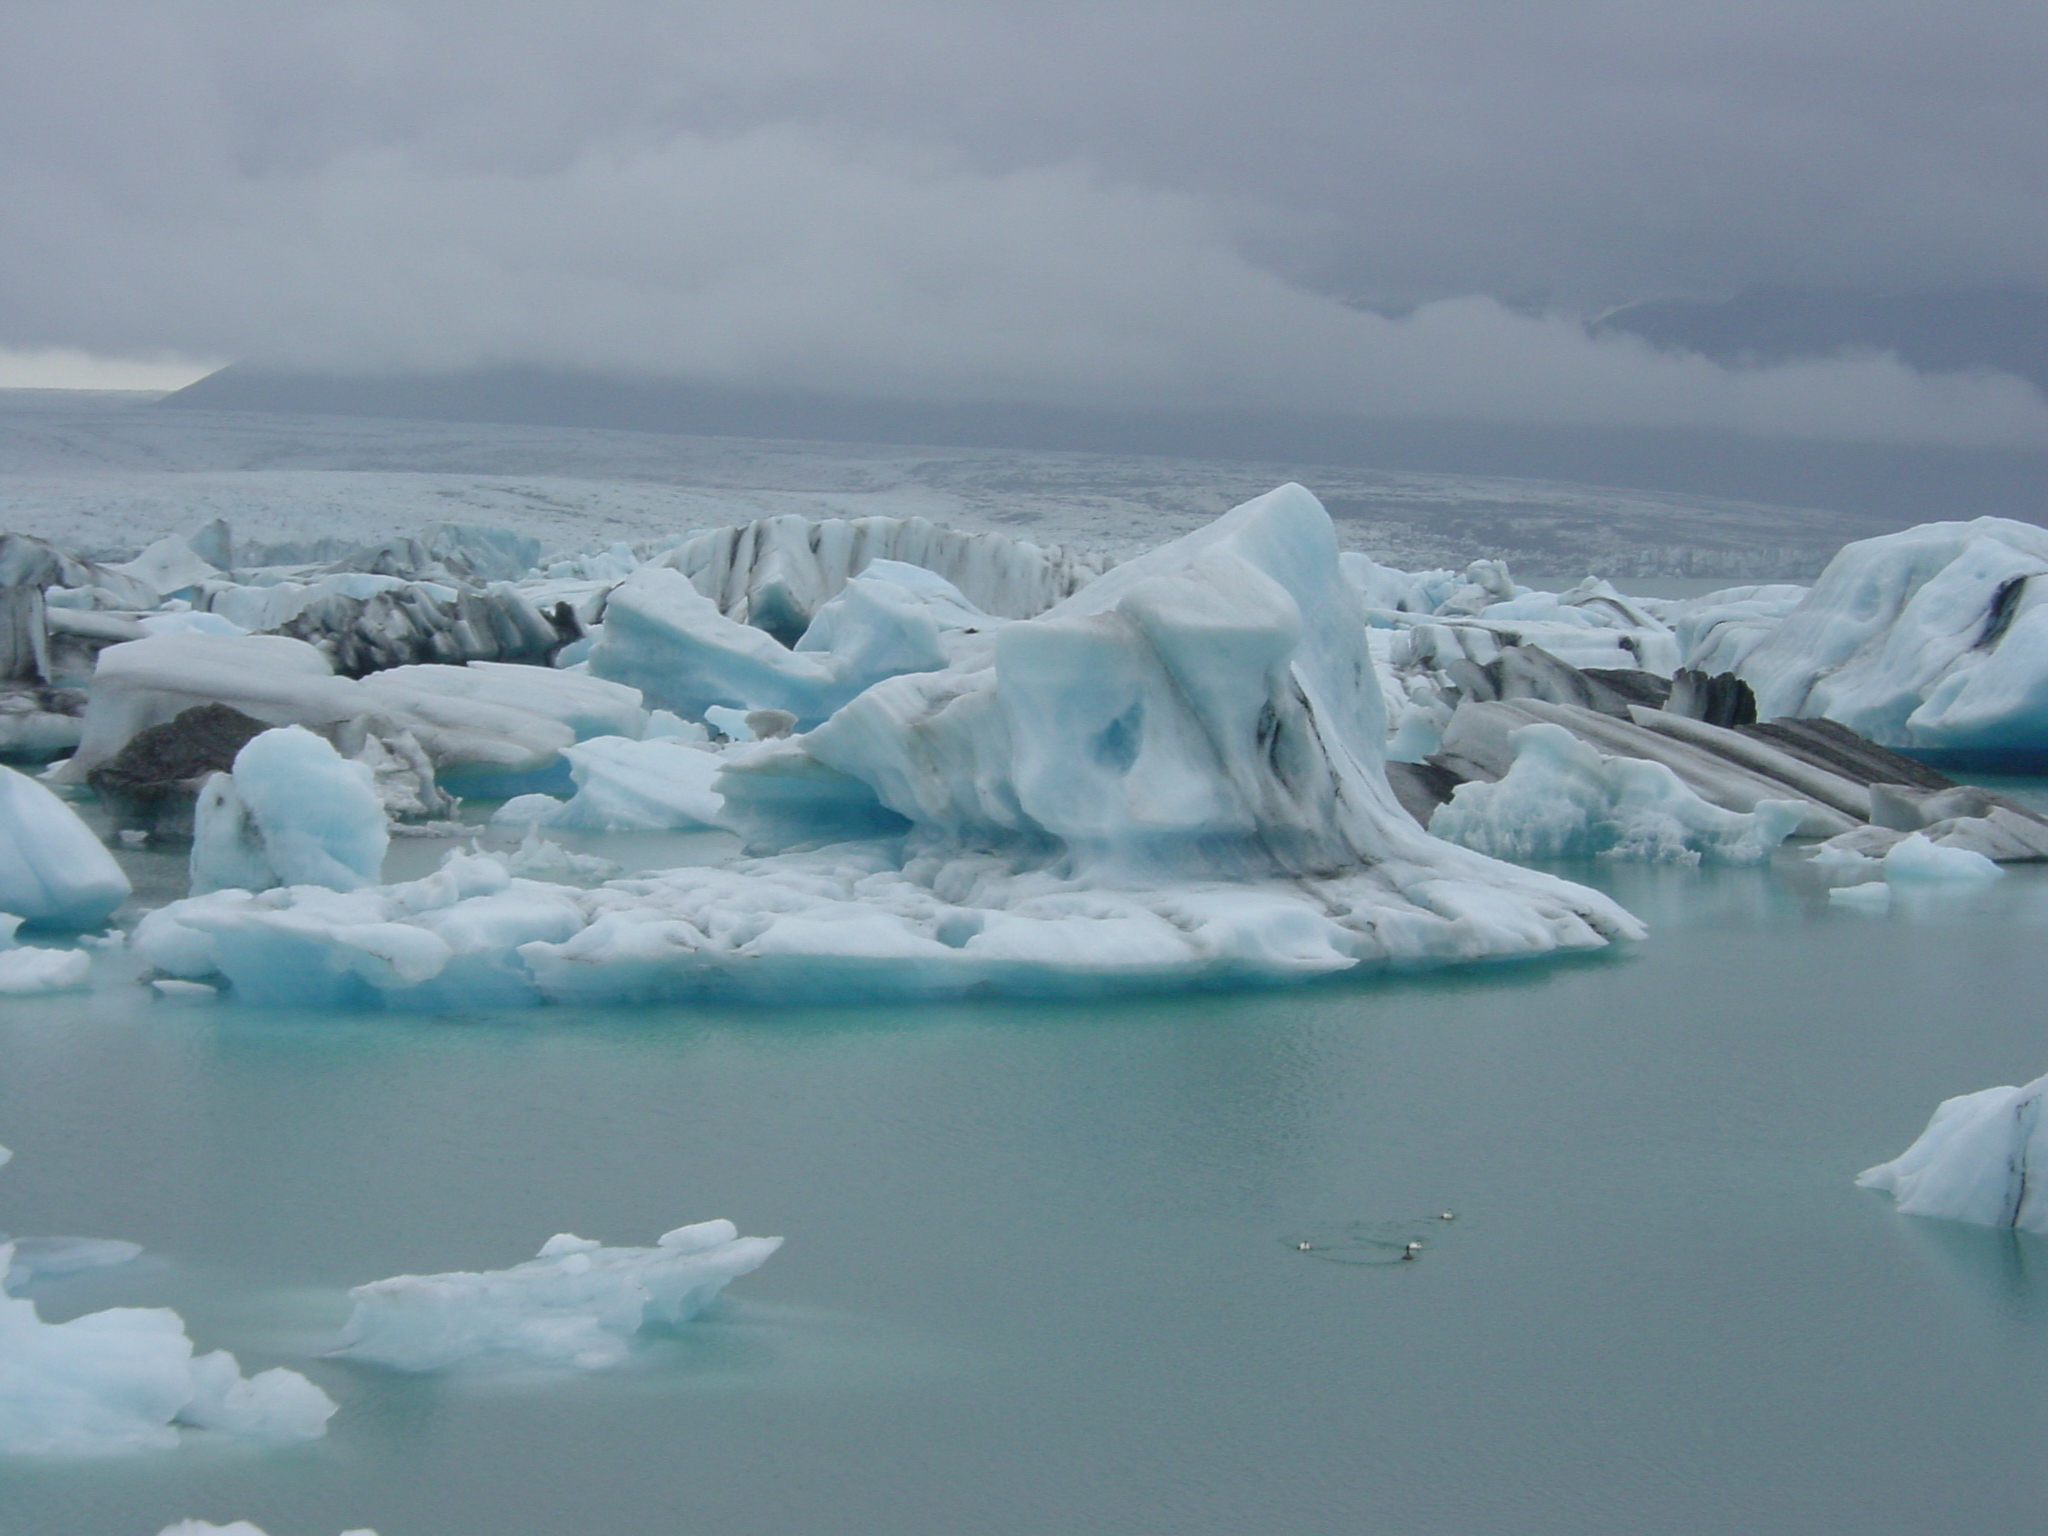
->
[[3, 1, 2047, 445]]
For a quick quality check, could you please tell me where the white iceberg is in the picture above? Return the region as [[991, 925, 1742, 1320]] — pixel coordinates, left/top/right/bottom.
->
[[547, 736, 726, 832], [661, 511, 1103, 641], [1880, 831, 2003, 883], [1728, 519, 2048, 760], [588, 559, 985, 728], [334, 1221, 782, 1371], [1859, 1069, 2048, 1232], [0, 766, 130, 929], [136, 487, 1639, 1007], [0, 945, 93, 995], [159, 1525, 375, 1536], [192, 727, 389, 894], [54, 633, 366, 784], [0, 1272, 334, 1454], [1428, 721, 1806, 865], [0, 1145, 335, 1455]]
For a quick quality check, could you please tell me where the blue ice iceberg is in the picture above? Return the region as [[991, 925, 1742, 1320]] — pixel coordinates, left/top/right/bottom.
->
[[135, 487, 1642, 1006]]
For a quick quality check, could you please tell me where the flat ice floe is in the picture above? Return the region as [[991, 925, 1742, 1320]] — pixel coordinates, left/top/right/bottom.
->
[[335, 1220, 781, 1371], [1859, 1070, 2048, 1232], [134, 487, 1640, 1005]]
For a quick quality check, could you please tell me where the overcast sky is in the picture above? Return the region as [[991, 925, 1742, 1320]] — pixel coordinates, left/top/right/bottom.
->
[[4, 1, 2047, 443]]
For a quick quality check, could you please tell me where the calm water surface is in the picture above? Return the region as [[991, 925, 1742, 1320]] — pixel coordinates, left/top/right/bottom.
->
[[3, 852, 2046, 1535]]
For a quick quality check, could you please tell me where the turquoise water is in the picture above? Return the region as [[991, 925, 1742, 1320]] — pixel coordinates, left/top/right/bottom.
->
[[4, 855, 2048, 1534]]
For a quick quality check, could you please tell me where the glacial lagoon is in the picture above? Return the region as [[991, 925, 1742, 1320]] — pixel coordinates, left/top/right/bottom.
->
[[4, 847, 2047, 1535]]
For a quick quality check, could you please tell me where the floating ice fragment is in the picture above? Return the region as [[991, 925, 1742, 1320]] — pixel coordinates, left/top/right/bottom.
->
[[1882, 832, 2003, 883], [1859, 1069, 2048, 1231], [0, 1241, 335, 1454], [0, 766, 130, 929], [0, 946, 91, 995], [1429, 721, 1804, 865], [1827, 881, 1892, 910], [334, 1220, 782, 1372], [157, 1524, 377, 1536]]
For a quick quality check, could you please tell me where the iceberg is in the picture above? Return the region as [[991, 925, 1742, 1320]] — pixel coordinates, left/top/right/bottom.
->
[[137, 488, 1640, 1007], [546, 736, 726, 832], [587, 559, 983, 728], [660, 512, 1103, 642], [1859, 1069, 2048, 1232], [1428, 721, 1806, 865], [0, 765, 129, 928], [159, 1525, 375, 1536], [1879, 831, 2003, 883], [334, 1220, 782, 1371], [0, 945, 93, 995], [1726, 519, 2048, 762], [0, 1146, 335, 1455], [191, 727, 388, 894], [54, 633, 365, 783]]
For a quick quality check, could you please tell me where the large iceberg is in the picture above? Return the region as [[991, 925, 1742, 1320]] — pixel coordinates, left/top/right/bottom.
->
[[1859, 1069, 2048, 1232], [0, 764, 129, 928], [1708, 519, 2048, 763], [137, 488, 1640, 1006], [334, 1220, 781, 1371]]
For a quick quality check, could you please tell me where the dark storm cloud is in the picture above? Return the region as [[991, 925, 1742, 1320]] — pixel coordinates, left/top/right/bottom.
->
[[3, 1, 2046, 441]]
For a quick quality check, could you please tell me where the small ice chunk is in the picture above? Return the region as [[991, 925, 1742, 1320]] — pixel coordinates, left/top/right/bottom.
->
[[5, 1236, 143, 1289], [490, 793, 566, 829], [334, 1222, 782, 1372], [0, 1242, 335, 1453], [158, 1525, 378, 1536], [0, 946, 92, 996], [1828, 881, 1892, 910], [1882, 832, 2003, 883], [151, 978, 220, 1000]]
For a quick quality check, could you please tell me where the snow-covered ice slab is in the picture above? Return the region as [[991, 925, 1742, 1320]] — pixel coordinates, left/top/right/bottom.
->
[[1429, 721, 1805, 865], [1859, 1069, 2048, 1232], [334, 1221, 781, 1371]]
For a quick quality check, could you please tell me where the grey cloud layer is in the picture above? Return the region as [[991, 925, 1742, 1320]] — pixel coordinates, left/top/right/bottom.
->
[[4, 1, 2046, 442]]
